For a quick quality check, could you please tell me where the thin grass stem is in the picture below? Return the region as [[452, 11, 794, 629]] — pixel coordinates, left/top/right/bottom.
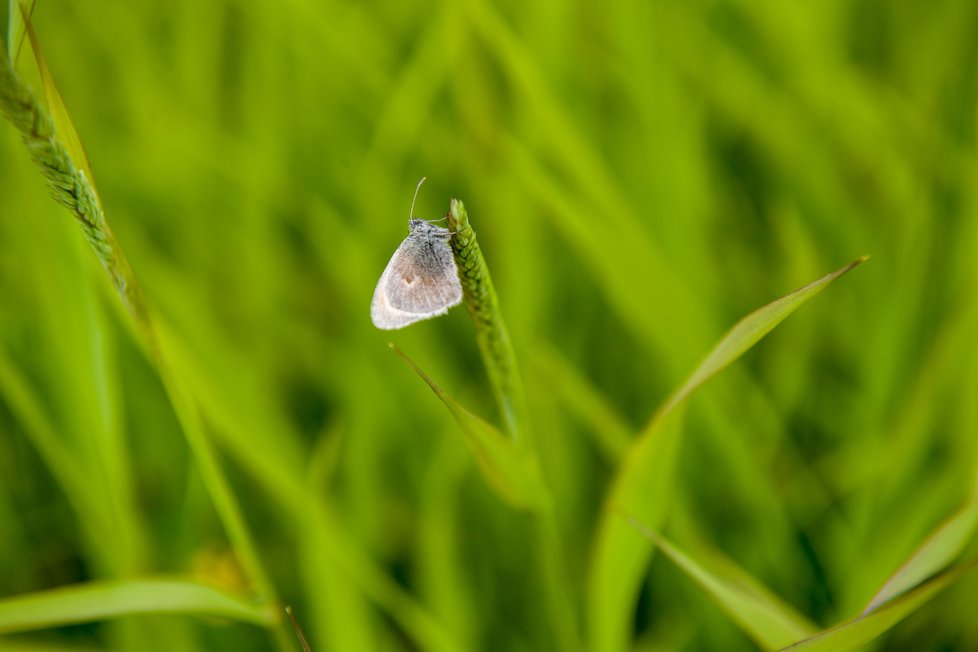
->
[[0, 41, 294, 652], [446, 199, 579, 651], [447, 198, 527, 443]]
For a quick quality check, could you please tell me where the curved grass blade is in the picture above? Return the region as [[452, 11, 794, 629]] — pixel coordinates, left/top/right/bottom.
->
[[0, 26, 150, 332], [779, 560, 978, 651], [390, 349, 580, 650], [0, 579, 277, 634], [1, 29, 292, 650], [588, 257, 868, 652], [623, 515, 816, 650], [864, 486, 978, 613], [589, 406, 686, 652], [21, 9, 94, 183], [659, 256, 868, 417], [390, 343, 549, 511], [5, 0, 34, 60]]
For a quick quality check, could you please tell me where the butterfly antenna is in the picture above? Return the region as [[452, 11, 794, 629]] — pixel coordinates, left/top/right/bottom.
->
[[410, 177, 427, 220]]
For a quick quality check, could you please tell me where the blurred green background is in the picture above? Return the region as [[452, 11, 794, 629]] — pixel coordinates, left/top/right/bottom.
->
[[1, 0, 977, 650]]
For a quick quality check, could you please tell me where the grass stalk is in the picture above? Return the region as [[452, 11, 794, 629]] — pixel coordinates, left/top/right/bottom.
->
[[0, 41, 293, 652], [446, 199, 579, 651], [447, 198, 527, 443], [0, 45, 151, 336]]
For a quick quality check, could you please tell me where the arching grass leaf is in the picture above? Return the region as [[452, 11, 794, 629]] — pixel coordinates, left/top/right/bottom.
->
[[588, 257, 868, 652], [780, 560, 978, 651], [20, 7, 95, 184], [624, 515, 816, 650], [864, 486, 978, 613], [0, 579, 276, 634], [391, 343, 549, 512]]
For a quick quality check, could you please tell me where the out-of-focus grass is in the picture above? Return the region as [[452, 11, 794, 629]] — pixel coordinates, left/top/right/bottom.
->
[[1, 0, 977, 651]]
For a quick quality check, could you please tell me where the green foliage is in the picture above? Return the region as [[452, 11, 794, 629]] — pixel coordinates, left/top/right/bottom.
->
[[589, 259, 863, 652], [625, 518, 816, 650], [447, 198, 526, 443], [1, 0, 977, 651], [0, 579, 276, 634], [391, 343, 546, 512], [781, 562, 978, 652]]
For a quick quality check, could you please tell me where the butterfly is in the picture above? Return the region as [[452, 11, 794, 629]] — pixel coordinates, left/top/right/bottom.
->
[[370, 178, 463, 330]]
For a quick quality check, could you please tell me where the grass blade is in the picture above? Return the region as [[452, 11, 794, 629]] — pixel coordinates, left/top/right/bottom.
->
[[660, 256, 868, 416], [864, 487, 978, 613], [4, 0, 33, 60], [0, 579, 277, 634], [779, 560, 978, 651], [588, 257, 867, 652], [0, 25, 149, 333], [390, 349, 581, 650], [0, 25, 292, 650], [624, 516, 816, 650], [20, 9, 94, 183], [588, 406, 686, 652], [390, 343, 549, 511]]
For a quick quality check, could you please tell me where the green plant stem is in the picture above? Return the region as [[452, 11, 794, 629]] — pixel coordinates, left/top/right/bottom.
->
[[447, 198, 527, 443], [0, 46, 151, 336], [447, 199, 579, 651], [0, 43, 294, 652]]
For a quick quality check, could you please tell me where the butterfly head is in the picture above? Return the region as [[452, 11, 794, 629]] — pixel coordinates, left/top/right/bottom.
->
[[409, 217, 451, 240]]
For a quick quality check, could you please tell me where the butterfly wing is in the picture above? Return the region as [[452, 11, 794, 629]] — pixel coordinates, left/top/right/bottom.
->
[[370, 236, 463, 330]]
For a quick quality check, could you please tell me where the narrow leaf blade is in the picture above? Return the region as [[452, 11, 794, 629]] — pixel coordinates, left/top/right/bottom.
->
[[625, 517, 816, 650], [5, 1, 36, 60], [588, 407, 686, 652], [780, 561, 978, 651], [665, 256, 868, 414], [864, 490, 978, 613], [21, 9, 95, 183], [0, 579, 276, 634], [391, 344, 549, 511], [588, 257, 867, 652]]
